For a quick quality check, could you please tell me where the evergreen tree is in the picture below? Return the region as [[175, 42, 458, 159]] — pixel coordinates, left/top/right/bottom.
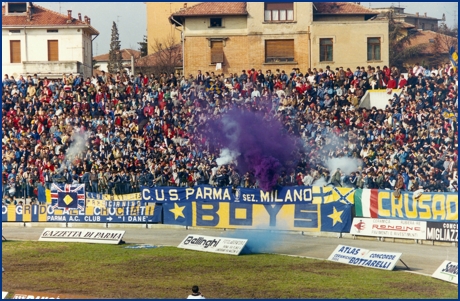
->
[[108, 21, 123, 73], [138, 35, 148, 57]]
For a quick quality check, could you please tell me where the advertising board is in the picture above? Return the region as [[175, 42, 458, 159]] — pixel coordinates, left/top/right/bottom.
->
[[38, 228, 125, 244], [178, 234, 247, 255], [350, 218, 427, 239], [327, 244, 402, 270]]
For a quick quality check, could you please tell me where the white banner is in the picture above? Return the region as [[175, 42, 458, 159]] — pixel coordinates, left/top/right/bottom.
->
[[2, 292, 8, 299], [328, 244, 402, 270], [178, 234, 247, 256], [432, 260, 458, 284], [350, 218, 427, 240], [38, 228, 125, 244]]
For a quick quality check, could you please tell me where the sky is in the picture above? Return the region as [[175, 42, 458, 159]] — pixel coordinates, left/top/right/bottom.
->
[[34, 2, 458, 56]]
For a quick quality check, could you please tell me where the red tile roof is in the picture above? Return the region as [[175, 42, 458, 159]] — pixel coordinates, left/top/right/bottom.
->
[[94, 49, 142, 62], [2, 4, 99, 34], [313, 2, 378, 15], [135, 44, 182, 68], [171, 2, 247, 17], [405, 30, 458, 54]]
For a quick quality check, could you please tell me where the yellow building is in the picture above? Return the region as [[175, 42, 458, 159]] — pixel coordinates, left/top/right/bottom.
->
[[146, 2, 199, 55], [168, 2, 389, 75]]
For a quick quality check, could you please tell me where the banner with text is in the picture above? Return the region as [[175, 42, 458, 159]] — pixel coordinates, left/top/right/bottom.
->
[[350, 218, 427, 240], [327, 244, 402, 270], [2, 204, 161, 223], [354, 189, 458, 222], [426, 222, 458, 242], [141, 185, 354, 204], [178, 234, 247, 255], [162, 200, 352, 233], [432, 260, 458, 284], [86, 192, 146, 208], [39, 228, 125, 244]]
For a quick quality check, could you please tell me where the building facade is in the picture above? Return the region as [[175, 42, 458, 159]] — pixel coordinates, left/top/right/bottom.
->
[[169, 2, 389, 75], [93, 49, 141, 76], [145, 2, 200, 55], [2, 2, 99, 79]]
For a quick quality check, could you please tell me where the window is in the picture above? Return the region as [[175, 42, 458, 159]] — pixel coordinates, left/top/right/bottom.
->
[[367, 37, 381, 61], [264, 3, 294, 21], [10, 40, 21, 63], [265, 40, 294, 63], [48, 40, 59, 61], [9, 30, 20, 34], [319, 38, 333, 62], [429, 39, 435, 43], [421, 23, 425, 30], [8, 2, 27, 13], [211, 41, 223, 64], [47, 29, 59, 33], [210, 18, 222, 28]]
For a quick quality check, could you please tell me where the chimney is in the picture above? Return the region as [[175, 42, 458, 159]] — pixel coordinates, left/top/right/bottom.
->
[[88, 18, 91, 24], [78, 13, 81, 21], [67, 10, 72, 20], [84, 15, 88, 23], [184, 3, 187, 8], [424, 12, 427, 17], [415, 12, 419, 17]]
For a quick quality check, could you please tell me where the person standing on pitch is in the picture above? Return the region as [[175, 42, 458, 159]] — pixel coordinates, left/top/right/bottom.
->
[[187, 286, 205, 299]]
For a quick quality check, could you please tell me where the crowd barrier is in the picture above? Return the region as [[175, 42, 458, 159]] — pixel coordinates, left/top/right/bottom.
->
[[4, 184, 457, 241]]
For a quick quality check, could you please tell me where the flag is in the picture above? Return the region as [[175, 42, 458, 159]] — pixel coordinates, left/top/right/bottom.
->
[[331, 187, 356, 204], [449, 46, 458, 73], [320, 202, 352, 233], [354, 189, 379, 218], [50, 183, 85, 210], [163, 202, 192, 226]]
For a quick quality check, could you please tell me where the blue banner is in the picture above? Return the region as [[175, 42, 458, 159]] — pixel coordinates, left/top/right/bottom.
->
[[2, 204, 162, 223]]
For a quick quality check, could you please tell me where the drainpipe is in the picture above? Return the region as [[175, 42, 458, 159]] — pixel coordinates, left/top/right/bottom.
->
[[91, 33, 99, 77], [170, 16, 185, 75], [24, 26, 28, 62], [308, 26, 311, 70]]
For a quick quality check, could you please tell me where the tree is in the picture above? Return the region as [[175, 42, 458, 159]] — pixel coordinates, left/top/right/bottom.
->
[[387, 12, 425, 71], [136, 33, 182, 76], [107, 21, 123, 73], [138, 35, 148, 57]]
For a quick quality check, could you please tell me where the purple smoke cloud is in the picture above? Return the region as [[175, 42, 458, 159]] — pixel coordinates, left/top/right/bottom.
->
[[202, 110, 300, 191]]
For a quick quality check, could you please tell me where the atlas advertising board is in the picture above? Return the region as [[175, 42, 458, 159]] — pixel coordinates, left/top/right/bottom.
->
[[178, 234, 247, 255], [432, 260, 458, 284], [39, 228, 125, 244], [328, 244, 402, 270], [350, 218, 426, 239], [426, 222, 458, 242]]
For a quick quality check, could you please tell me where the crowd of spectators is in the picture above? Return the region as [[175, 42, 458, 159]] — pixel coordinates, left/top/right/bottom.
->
[[2, 61, 458, 203]]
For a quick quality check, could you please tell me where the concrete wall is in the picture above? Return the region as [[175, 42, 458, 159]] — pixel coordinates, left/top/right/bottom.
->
[[311, 20, 389, 70], [2, 27, 93, 78], [359, 89, 403, 110]]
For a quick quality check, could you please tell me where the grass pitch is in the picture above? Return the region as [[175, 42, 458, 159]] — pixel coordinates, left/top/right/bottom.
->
[[2, 241, 457, 299]]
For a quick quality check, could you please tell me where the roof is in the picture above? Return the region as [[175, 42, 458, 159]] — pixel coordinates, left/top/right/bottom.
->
[[94, 49, 141, 62], [135, 44, 182, 68], [313, 2, 378, 15], [171, 2, 247, 18], [405, 30, 458, 54], [2, 4, 99, 35]]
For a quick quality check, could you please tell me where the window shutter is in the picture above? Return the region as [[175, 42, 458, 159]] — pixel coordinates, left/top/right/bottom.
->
[[48, 40, 59, 61], [10, 40, 21, 63], [211, 41, 223, 63], [265, 40, 294, 61], [265, 3, 293, 10]]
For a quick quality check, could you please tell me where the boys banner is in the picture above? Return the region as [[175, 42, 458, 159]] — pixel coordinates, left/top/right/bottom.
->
[[354, 189, 458, 222], [144, 185, 353, 232], [2, 204, 162, 223]]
